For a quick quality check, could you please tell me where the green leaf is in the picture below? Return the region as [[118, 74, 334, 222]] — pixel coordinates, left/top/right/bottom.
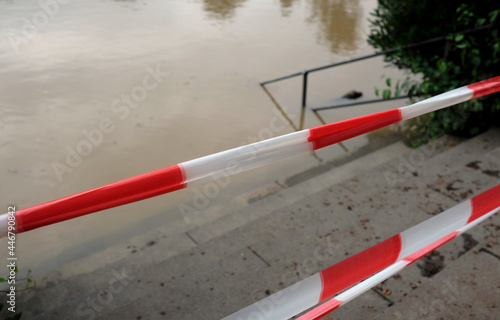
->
[[0, 278, 5, 282], [476, 18, 486, 26], [382, 89, 391, 99], [454, 34, 464, 42], [438, 60, 447, 73], [401, 79, 410, 90], [395, 88, 401, 98], [472, 56, 481, 66], [386, 78, 391, 87], [375, 88, 380, 96], [493, 43, 500, 57], [490, 10, 499, 23]]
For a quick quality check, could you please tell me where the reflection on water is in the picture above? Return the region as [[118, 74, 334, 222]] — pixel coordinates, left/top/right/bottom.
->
[[203, 0, 248, 20], [280, 0, 298, 8], [203, 0, 362, 54], [308, 0, 362, 53], [113, 0, 147, 10], [279, 0, 299, 17]]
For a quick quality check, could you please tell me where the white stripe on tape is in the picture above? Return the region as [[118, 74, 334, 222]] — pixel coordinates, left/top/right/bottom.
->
[[397, 199, 472, 260], [399, 86, 473, 121], [223, 273, 322, 320], [181, 130, 311, 186]]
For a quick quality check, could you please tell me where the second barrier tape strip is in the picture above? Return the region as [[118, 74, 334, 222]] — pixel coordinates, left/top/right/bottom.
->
[[298, 184, 500, 320], [224, 184, 500, 320]]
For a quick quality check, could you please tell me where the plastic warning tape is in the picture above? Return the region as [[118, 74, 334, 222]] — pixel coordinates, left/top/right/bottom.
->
[[223, 184, 500, 320], [1, 77, 499, 235]]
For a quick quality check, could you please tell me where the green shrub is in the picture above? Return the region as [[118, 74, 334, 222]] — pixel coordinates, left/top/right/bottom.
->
[[368, 1, 500, 140]]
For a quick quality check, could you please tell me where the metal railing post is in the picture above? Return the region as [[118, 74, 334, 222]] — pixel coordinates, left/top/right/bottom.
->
[[302, 71, 308, 109]]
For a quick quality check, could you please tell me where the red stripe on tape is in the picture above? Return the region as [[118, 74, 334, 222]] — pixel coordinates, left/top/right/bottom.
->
[[16, 164, 186, 232], [468, 184, 500, 224], [403, 231, 459, 263], [297, 298, 341, 320], [467, 76, 500, 99], [308, 109, 402, 150], [318, 234, 401, 301]]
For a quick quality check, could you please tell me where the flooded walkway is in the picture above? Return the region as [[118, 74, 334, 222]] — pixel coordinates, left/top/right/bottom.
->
[[0, 0, 408, 276]]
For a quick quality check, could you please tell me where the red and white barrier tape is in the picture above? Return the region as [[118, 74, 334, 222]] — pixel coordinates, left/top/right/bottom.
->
[[1, 77, 499, 235], [223, 184, 500, 320]]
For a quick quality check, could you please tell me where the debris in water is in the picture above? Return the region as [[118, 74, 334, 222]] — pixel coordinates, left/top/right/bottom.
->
[[343, 90, 363, 99]]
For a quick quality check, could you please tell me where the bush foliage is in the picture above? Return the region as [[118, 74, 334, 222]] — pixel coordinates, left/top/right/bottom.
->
[[368, 1, 500, 140]]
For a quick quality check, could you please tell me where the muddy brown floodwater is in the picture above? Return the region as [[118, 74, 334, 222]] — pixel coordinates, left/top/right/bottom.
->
[[0, 0, 411, 276]]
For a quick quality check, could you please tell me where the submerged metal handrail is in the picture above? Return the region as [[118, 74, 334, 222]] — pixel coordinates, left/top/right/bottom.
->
[[261, 23, 495, 110], [313, 95, 409, 111]]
